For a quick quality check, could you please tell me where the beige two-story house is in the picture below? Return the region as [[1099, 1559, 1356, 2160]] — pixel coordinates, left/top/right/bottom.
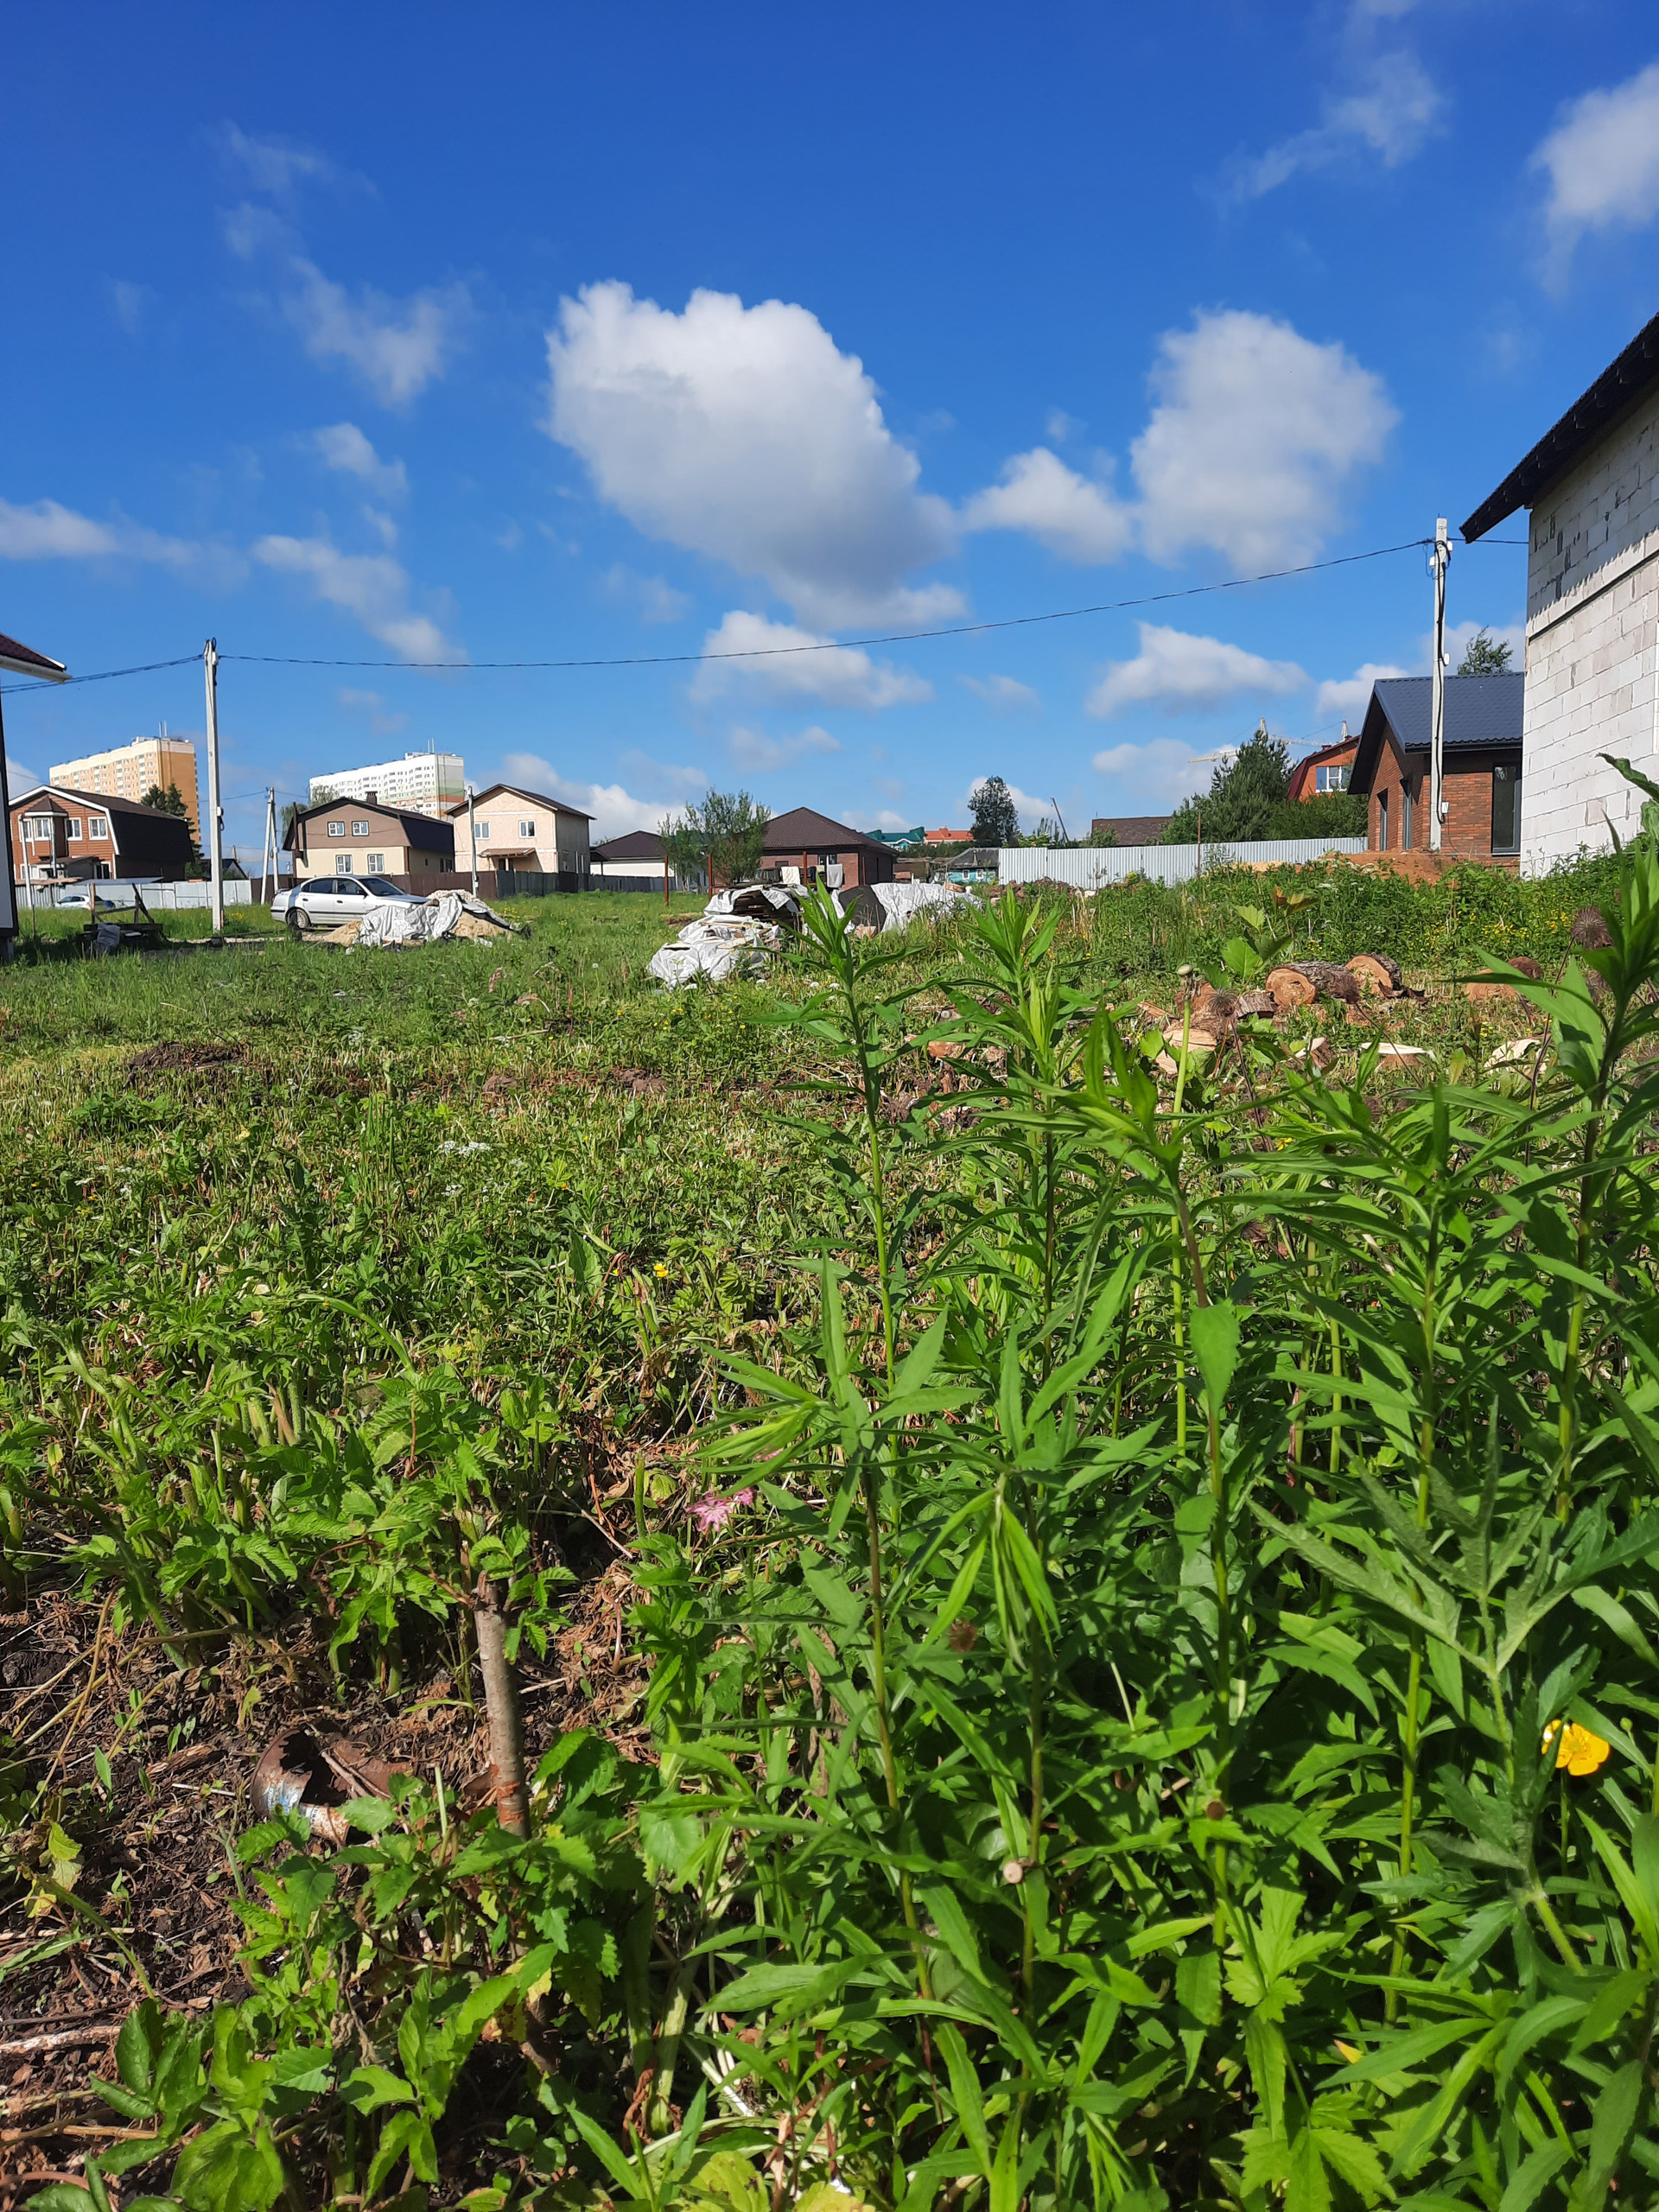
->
[[286, 796, 455, 880], [449, 784, 591, 880]]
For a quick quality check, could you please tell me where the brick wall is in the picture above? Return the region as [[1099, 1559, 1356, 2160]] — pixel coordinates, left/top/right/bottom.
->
[[1522, 385, 1659, 870], [1367, 734, 1519, 866]]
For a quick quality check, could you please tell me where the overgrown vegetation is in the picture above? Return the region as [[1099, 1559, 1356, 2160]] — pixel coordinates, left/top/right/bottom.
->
[[1164, 727, 1367, 847], [3, 822, 1659, 2209]]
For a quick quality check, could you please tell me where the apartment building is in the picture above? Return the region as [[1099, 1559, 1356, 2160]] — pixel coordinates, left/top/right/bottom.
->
[[309, 751, 464, 818], [49, 732, 200, 838]]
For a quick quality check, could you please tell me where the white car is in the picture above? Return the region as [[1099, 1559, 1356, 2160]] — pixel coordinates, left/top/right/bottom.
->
[[272, 876, 424, 930]]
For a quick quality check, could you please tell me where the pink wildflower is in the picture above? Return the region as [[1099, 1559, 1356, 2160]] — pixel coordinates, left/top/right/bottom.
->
[[690, 1487, 755, 1532]]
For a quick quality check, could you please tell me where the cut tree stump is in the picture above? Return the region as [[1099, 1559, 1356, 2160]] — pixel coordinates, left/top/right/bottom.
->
[[1265, 962, 1362, 1013], [1347, 952, 1404, 996]]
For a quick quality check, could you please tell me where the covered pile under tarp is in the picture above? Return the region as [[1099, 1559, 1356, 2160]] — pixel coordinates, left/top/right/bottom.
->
[[646, 910, 783, 988], [870, 880, 968, 928], [703, 885, 803, 924], [335, 892, 519, 949]]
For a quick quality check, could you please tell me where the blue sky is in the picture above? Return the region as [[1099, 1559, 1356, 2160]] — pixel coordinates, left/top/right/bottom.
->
[[3, 2, 1657, 855]]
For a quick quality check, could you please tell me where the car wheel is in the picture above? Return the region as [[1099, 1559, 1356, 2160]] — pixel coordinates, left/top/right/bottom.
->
[[289, 906, 313, 931]]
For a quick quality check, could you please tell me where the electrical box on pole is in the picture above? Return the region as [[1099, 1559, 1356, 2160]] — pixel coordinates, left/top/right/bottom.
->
[[1428, 518, 1452, 853], [203, 639, 225, 931]]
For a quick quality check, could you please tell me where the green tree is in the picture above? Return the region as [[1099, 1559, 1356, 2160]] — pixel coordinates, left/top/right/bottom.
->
[[969, 774, 1019, 849], [1162, 721, 1291, 844], [141, 781, 200, 860], [1457, 628, 1513, 676], [661, 789, 768, 892]]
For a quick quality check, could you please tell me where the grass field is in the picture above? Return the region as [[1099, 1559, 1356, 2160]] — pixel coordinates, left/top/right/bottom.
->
[[1, 849, 1656, 2212]]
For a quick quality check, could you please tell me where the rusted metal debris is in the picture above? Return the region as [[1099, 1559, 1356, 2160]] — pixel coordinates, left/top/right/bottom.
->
[[250, 1723, 399, 1845]]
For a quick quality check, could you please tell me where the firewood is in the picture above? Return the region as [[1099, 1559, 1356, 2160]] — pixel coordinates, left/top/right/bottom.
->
[[1163, 1022, 1219, 1052], [1346, 952, 1403, 995], [1264, 966, 1317, 1011], [1511, 956, 1543, 979], [1235, 989, 1278, 1018], [1465, 981, 1518, 1002]]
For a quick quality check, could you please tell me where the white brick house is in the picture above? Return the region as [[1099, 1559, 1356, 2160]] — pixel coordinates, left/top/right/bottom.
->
[[1463, 313, 1659, 872]]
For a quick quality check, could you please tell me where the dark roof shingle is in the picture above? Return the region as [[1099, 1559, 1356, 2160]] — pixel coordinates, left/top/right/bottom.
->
[[1463, 310, 1659, 542], [1351, 674, 1523, 793], [760, 805, 880, 853]]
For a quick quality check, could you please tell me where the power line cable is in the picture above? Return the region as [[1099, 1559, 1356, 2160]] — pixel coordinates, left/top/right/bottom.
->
[[216, 539, 1446, 671], [0, 531, 1530, 694]]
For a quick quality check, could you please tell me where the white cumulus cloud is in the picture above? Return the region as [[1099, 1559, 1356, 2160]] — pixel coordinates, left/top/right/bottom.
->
[[1313, 661, 1410, 722], [728, 722, 842, 773], [0, 496, 212, 573], [226, 208, 466, 408], [544, 280, 960, 628], [960, 673, 1041, 712], [1532, 63, 1659, 283], [690, 611, 931, 711], [1090, 735, 1212, 803], [313, 423, 408, 500], [598, 564, 691, 625], [252, 533, 456, 661], [501, 752, 702, 840], [1087, 623, 1306, 720], [1229, 48, 1442, 201], [216, 124, 353, 197], [959, 448, 1133, 564], [1131, 309, 1396, 569]]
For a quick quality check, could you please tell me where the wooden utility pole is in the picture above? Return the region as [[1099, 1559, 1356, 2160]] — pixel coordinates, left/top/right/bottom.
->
[[203, 639, 225, 931], [1428, 518, 1452, 853]]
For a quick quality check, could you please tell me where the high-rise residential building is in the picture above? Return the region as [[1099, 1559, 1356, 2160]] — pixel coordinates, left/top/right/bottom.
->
[[309, 751, 464, 817], [49, 731, 200, 838]]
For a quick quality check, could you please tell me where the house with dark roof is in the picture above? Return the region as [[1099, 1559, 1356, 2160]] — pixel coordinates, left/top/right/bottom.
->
[[448, 783, 592, 880], [1349, 675, 1524, 865], [286, 795, 455, 880], [758, 806, 896, 888], [1090, 813, 1173, 847], [9, 784, 195, 883], [1463, 308, 1659, 868]]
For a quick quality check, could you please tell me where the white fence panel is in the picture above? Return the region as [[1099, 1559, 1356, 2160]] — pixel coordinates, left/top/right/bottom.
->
[[995, 837, 1366, 890], [29, 879, 255, 910]]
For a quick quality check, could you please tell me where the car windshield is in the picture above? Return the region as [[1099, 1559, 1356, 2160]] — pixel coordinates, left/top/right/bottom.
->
[[361, 877, 410, 896]]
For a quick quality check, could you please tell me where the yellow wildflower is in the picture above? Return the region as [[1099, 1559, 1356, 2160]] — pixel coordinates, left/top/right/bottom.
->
[[1542, 1719, 1611, 1776], [653, 1262, 670, 1279]]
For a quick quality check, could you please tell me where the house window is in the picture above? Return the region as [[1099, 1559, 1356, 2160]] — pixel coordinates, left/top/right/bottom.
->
[[1377, 790, 1389, 851], [328, 821, 346, 838], [89, 817, 109, 839], [1315, 764, 1351, 793], [335, 855, 353, 874], [1492, 763, 1521, 853], [1402, 780, 1414, 850], [477, 821, 490, 841], [351, 818, 371, 836], [519, 819, 536, 838], [367, 853, 385, 873], [67, 818, 82, 838]]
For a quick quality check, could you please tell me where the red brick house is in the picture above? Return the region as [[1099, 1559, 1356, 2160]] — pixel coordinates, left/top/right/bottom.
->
[[1286, 728, 1359, 803], [1349, 675, 1524, 865], [758, 806, 897, 888], [9, 784, 195, 883]]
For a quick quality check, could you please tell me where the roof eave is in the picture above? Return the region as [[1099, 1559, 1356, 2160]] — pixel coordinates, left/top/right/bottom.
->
[[1462, 309, 1659, 543]]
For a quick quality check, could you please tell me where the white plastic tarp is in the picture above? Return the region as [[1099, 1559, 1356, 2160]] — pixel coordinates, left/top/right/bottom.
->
[[354, 892, 512, 948], [871, 880, 968, 929], [646, 913, 781, 988]]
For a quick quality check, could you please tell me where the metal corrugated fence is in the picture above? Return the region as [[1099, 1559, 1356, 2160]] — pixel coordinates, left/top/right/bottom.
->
[[995, 837, 1366, 889]]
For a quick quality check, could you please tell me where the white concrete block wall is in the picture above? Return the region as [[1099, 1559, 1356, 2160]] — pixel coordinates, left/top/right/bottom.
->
[[1522, 387, 1659, 873]]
